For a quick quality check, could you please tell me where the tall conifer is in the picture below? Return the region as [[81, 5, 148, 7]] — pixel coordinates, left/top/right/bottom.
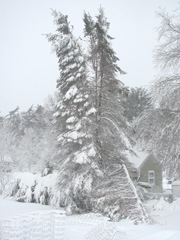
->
[[47, 11, 100, 213]]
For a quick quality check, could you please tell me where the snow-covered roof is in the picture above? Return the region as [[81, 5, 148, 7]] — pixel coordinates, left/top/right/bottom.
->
[[138, 181, 151, 188], [126, 149, 150, 169], [172, 180, 180, 186]]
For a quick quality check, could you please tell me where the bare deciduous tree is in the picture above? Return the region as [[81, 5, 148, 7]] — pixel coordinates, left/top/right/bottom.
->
[[155, 9, 180, 72], [134, 8, 180, 179]]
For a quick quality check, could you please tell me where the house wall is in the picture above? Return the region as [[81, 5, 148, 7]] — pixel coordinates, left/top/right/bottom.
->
[[139, 155, 162, 193], [172, 185, 180, 197]]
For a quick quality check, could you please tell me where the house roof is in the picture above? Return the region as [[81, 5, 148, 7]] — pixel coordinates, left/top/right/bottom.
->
[[126, 149, 150, 169], [172, 180, 180, 186]]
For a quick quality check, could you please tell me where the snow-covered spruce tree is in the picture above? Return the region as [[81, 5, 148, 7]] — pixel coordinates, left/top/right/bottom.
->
[[134, 8, 180, 180], [83, 8, 128, 171], [83, 8, 150, 223], [47, 11, 100, 213]]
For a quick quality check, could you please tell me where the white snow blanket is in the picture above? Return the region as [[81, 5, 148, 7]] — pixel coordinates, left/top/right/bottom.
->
[[0, 197, 180, 240]]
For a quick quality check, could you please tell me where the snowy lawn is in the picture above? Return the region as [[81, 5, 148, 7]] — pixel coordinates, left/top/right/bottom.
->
[[0, 197, 52, 218], [0, 197, 180, 240]]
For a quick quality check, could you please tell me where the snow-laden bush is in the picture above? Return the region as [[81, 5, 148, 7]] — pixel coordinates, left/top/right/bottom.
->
[[34, 171, 60, 206], [2, 171, 60, 206], [2, 172, 35, 199], [0, 172, 11, 195]]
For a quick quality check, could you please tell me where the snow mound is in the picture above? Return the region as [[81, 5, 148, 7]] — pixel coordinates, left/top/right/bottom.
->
[[147, 197, 176, 212], [138, 231, 180, 240], [168, 232, 180, 240]]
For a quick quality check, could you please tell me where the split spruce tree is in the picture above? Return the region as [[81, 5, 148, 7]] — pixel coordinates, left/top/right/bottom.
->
[[47, 9, 150, 222]]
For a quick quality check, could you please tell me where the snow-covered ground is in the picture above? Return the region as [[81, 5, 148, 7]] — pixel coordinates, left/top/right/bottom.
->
[[0, 197, 52, 218], [0, 197, 180, 240]]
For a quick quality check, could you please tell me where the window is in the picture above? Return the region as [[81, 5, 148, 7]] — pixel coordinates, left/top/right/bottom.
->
[[148, 170, 155, 185]]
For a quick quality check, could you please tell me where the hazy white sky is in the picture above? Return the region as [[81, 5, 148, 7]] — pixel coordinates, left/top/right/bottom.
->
[[0, 0, 178, 115]]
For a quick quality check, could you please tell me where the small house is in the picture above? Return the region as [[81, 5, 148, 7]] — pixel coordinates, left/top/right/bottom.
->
[[127, 150, 163, 193], [172, 180, 180, 198]]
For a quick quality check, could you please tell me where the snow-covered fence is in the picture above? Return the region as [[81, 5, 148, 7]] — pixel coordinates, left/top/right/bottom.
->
[[86, 222, 127, 240], [0, 210, 65, 240], [64, 213, 127, 240], [65, 213, 109, 226]]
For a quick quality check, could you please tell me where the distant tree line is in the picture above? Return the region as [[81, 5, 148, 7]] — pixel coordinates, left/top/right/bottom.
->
[[0, 101, 56, 173]]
